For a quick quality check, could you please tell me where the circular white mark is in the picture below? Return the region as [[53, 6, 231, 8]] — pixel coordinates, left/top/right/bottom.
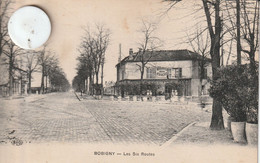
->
[[8, 6, 51, 49]]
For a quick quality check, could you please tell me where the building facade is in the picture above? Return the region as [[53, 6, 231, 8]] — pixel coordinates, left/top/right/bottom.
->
[[104, 81, 116, 95], [116, 49, 212, 97], [0, 65, 28, 97]]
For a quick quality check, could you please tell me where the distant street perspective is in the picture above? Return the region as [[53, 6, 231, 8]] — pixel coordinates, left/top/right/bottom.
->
[[0, 92, 212, 145]]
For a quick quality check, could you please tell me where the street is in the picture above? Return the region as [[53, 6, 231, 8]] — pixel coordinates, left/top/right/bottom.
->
[[0, 92, 211, 145]]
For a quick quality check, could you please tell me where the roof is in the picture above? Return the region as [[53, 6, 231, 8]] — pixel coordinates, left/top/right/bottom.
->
[[116, 49, 211, 67]]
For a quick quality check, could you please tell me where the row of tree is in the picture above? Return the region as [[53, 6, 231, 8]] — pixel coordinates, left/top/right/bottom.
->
[[167, 0, 259, 129], [0, 0, 70, 96], [1, 42, 70, 96], [73, 24, 110, 95]]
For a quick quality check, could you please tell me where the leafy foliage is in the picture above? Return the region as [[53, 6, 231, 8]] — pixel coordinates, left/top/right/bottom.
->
[[209, 64, 258, 123]]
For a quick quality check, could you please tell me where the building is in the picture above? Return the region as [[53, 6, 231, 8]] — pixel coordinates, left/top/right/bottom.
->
[[104, 81, 116, 95], [115, 49, 212, 98], [0, 63, 28, 97]]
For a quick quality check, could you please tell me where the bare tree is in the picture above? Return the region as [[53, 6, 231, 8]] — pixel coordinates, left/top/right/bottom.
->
[[0, 0, 11, 56], [78, 28, 96, 94], [23, 50, 40, 94], [186, 27, 210, 95], [76, 51, 94, 94], [38, 46, 47, 94], [136, 19, 162, 96], [78, 24, 110, 96], [224, 0, 259, 73], [95, 24, 110, 96], [240, 0, 259, 76], [201, 0, 225, 130], [38, 46, 57, 94], [164, 0, 258, 130], [48, 60, 70, 92], [2, 39, 24, 97], [45, 54, 59, 92]]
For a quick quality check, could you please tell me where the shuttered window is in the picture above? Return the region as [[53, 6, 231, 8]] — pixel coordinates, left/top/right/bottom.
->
[[147, 67, 156, 79], [172, 68, 182, 78]]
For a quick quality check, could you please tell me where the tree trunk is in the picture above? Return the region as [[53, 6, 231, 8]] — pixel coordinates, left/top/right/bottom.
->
[[210, 100, 224, 129], [89, 73, 94, 95], [202, 0, 224, 130], [20, 75, 22, 95], [101, 63, 104, 97], [8, 51, 14, 98], [45, 75, 48, 93], [140, 68, 144, 96], [85, 77, 89, 94], [28, 72, 32, 94], [199, 60, 205, 96], [95, 72, 99, 84], [210, 39, 224, 129], [40, 65, 45, 94], [236, 0, 241, 65], [9, 60, 13, 98]]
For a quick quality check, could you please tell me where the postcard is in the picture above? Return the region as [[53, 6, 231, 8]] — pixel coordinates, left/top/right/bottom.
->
[[0, 0, 258, 162]]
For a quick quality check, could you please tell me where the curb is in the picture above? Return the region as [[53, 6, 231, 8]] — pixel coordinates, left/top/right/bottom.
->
[[160, 121, 197, 149]]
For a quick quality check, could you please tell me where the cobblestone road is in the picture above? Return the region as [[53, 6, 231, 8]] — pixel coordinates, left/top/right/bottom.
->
[[0, 92, 211, 145]]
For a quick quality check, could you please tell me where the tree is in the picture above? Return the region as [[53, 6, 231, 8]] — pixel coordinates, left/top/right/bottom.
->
[[0, 0, 11, 56], [136, 19, 162, 96], [95, 24, 110, 96], [91, 24, 110, 88], [44, 54, 59, 92], [240, 0, 259, 76], [2, 39, 24, 97], [77, 44, 94, 94], [72, 75, 85, 92], [23, 50, 40, 94], [75, 56, 90, 92], [37, 46, 70, 93], [165, 0, 259, 129], [187, 27, 210, 95], [76, 23, 110, 95], [48, 66, 70, 92], [224, 0, 259, 74], [38, 46, 57, 94], [201, 0, 225, 130]]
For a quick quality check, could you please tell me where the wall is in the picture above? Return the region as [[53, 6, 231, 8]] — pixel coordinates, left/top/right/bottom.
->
[[118, 60, 193, 80], [0, 59, 9, 85], [192, 61, 199, 79], [191, 79, 200, 96]]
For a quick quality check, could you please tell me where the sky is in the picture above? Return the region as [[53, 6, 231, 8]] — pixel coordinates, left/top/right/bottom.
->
[[11, 0, 232, 83]]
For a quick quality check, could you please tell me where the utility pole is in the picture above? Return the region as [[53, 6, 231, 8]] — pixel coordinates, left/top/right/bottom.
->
[[118, 43, 122, 97], [118, 43, 122, 63], [236, 0, 241, 65]]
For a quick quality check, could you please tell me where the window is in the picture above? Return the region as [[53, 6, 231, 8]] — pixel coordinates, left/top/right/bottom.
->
[[172, 68, 182, 78], [147, 67, 156, 79]]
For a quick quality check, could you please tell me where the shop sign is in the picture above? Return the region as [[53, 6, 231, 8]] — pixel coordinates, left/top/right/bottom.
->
[[156, 67, 167, 78]]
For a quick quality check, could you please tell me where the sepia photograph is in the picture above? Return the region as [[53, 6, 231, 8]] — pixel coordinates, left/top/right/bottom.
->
[[0, 0, 258, 162]]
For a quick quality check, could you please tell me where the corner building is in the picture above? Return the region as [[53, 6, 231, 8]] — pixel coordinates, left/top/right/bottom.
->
[[115, 49, 212, 98]]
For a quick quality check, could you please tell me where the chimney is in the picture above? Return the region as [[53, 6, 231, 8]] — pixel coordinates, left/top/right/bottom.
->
[[129, 48, 133, 60]]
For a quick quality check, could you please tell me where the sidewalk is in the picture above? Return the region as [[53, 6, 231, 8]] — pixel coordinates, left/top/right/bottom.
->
[[160, 121, 257, 163], [171, 122, 234, 145], [0, 93, 54, 103]]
